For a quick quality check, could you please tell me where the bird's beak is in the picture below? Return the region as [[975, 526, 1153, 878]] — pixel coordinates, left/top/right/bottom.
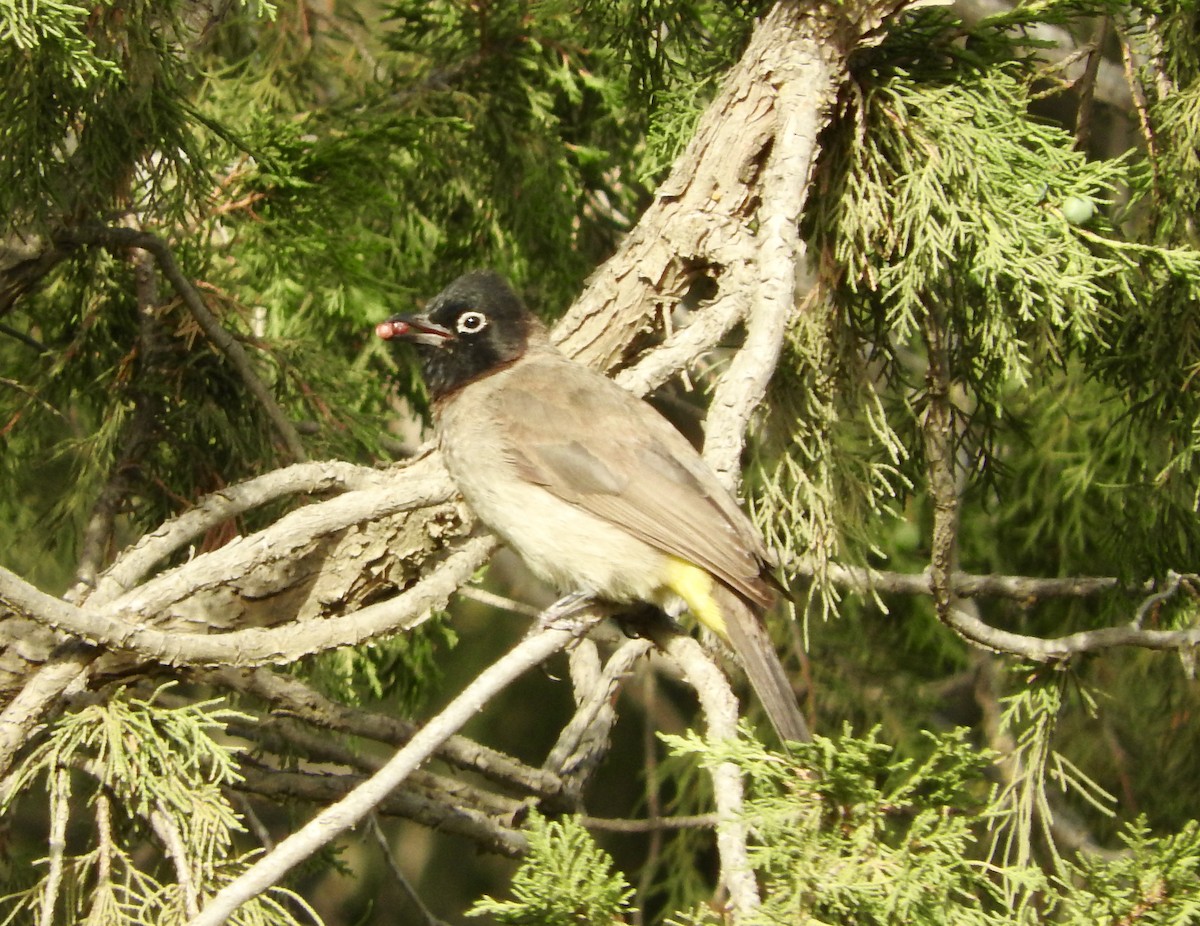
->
[[375, 314, 454, 347]]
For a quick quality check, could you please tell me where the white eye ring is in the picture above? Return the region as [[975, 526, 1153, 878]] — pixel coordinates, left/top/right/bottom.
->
[[457, 311, 487, 334]]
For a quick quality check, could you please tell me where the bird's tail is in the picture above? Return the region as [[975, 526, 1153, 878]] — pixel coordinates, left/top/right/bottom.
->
[[714, 584, 810, 744]]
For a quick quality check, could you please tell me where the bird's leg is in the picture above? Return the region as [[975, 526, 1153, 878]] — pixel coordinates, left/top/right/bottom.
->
[[535, 591, 597, 632]]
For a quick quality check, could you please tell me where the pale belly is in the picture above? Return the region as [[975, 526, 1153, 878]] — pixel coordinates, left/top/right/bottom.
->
[[438, 418, 672, 605]]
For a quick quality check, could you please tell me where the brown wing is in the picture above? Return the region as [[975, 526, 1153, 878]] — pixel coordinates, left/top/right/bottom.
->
[[501, 356, 773, 608]]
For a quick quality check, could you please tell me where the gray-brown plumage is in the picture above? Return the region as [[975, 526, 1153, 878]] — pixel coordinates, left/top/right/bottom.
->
[[377, 270, 808, 743]]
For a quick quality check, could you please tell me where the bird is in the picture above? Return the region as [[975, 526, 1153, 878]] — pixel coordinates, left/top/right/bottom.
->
[[376, 270, 809, 743]]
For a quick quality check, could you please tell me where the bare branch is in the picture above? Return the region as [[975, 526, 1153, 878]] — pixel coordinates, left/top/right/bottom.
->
[[655, 629, 759, 920], [938, 598, 1200, 662], [39, 767, 70, 926], [233, 758, 527, 859], [187, 610, 602, 926], [56, 225, 308, 463], [198, 665, 566, 800], [94, 459, 404, 600], [0, 235, 68, 317], [0, 646, 96, 780], [100, 457, 456, 622], [704, 16, 838, 484], [368, 815, 449, 926], [920, 308, 965, 647], [790, 559, 1129, 601], [0, 534, 496, 667], [582, 813, 720, 833], [151, 802, 200, 918], [912, 315, 1200, 664], [0, 457, 455, 778], [612, 294, 749, 398], [220, 703, 532, 822], [543, 637, 653, 801]]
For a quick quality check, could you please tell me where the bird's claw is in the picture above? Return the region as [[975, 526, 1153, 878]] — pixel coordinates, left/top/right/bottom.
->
[[536, 591, 597, 633]]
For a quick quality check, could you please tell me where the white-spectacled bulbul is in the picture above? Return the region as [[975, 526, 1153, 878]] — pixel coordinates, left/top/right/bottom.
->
[[377, 270, 808, 743]]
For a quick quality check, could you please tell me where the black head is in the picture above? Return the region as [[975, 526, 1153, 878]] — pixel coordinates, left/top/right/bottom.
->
[[377, 271, 534, 400]]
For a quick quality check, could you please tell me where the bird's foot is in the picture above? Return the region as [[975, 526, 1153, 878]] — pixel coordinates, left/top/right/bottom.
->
[[535, 591, 597, 633]]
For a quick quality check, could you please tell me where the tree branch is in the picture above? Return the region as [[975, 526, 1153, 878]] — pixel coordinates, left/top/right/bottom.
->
[[201, 664, 566, 800], [0, 645, 96, 780], [791, 558, 1130, 601], [920, 307, 964, 648], [653, 628, 759, 920], [704, 6, 840, 484], [582, 813, 720, 833], [55, 225, 308, 463], [151, 802, 200, 918], [368, 815, 450, 926], [231, 742, 526, 854], [187, 610, 603, 926], [0, 534, 495, 667], [543, 637, 653, 802], [93, 456, 457, 632], [94, 459, 404, 600]]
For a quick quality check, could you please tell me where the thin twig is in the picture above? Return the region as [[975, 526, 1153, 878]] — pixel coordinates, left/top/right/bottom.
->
[[655, 630, 759, 920], [789, 558, 1128, 601], [582, 812, 720, 833], [232, 793, 274, 852], [1132, 569, 1183, 628], [367, 815, 448, 926], [234, 762, 526, 856], [39, 767, 70, 926], [151, 802, 200, 918], [186, 609, 602, 926], [1073, 17, 1110, 149], [0, 645, 96, 780], [457, 585, 542, 618], [543, 637, 653, 800], [198, 665, 566, 799], [0, 321, 49, 353], [91, 793, 114, 911], [56, 225, 307, 462], [1115, 21, 1164, 204], [222, 709, 527, 822], [920, 307, 964, 644], [636, 671, 662, 926]]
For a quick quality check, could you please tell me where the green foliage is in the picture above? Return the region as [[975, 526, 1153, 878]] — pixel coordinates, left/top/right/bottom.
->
[[778, 6, 1200, 607], [1053, 817, 1200, 925], [0, 685, 308, 925], [665, 725, 1012, 925], [750, 292, 910, 622], [5, 1, 1200, 923], [986, 666, 1115, 888], [467, 812, 634, 926], [535, 727, 1200, 924], [300, 612, 457, 711], [814, 60, 1129, 404]]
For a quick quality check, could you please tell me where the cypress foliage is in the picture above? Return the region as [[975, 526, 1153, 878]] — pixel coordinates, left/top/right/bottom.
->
[[2, 1, 1200, 923]]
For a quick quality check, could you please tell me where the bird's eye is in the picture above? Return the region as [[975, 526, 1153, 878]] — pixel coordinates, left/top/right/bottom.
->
[[457, 311, 488, 334]]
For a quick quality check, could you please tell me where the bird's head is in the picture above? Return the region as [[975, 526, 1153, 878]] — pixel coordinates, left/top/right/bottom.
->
[[377, 270, 536, 399]]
